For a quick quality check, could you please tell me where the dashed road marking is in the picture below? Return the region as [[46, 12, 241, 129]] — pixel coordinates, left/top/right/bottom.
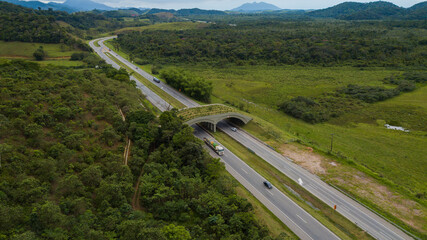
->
[[296, 214, 308, 224]]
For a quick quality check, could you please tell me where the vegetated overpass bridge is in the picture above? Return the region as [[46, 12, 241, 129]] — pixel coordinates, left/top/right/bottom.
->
[[177, 104, 252, 132]]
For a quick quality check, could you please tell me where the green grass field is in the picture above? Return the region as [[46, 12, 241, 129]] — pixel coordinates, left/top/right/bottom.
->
[[93, 40, 100, 47], [184, 65, 427, 236], [111, 22, 209, 34], [184, 64, 426, 199], [0, 41, 82, 58], [34, 60, 85, 67], [187, 64, 427, 236], [184, 65, 399, 106]]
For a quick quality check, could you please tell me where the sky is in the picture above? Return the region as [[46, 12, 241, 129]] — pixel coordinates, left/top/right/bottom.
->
[[39, 0, 426, 10]]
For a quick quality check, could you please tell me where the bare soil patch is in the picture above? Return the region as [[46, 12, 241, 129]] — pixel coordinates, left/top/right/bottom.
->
[[279, 143, 426, 234], [280, 144, 327, 174]]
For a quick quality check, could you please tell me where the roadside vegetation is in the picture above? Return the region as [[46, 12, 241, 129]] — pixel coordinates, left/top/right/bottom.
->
[[161, 68, 213, 103], [0, 60, 286, 239], [103, 52, 185, 109], [111, 18, 427, 237]]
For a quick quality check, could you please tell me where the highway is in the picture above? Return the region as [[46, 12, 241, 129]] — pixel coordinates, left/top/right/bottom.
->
[[90, 37, 413, 240], [193, 125, 339, 240], [90, 37, 339, 240]]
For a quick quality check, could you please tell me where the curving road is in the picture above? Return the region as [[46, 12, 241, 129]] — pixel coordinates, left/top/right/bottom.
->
[[90, 36, 413, 240]]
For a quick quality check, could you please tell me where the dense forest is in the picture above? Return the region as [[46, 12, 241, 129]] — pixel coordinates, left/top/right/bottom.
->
[[0, 2, 148, 44], [0, 2, 66, 43], [0, 60, 281, 239], [115, 20, 427, 67]]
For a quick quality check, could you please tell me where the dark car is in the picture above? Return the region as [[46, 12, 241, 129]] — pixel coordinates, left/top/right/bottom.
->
[[263, 181, 273, 189], [153, 77, 160, 83]]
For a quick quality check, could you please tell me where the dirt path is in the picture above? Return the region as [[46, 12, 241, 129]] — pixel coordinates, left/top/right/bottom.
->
[[132, 165, 147, 210], [117, 107, 142, 210], [117, 107, 131, 165], [124, 139, 131, 165]]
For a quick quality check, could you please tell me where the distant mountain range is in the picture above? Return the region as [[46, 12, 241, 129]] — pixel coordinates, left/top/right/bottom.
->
[[62, 0, 113, 11], [1, 0, 426, 20], [231, 2, 281, 12], [1, 0, 114, 12], [307, 1, 427, 20]]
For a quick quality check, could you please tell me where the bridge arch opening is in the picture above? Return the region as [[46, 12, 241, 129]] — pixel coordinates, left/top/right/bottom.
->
[[225, 117, 246, 126]]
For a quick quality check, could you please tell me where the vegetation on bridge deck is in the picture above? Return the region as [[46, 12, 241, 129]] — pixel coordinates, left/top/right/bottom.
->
[[177, 104, 236, 122]]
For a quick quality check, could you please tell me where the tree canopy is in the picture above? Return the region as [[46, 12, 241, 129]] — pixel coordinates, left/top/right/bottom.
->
[[0, 60, 282, 239]]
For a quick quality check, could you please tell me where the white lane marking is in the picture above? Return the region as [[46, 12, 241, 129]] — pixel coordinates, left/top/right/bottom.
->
[[379, 231, 393, 240], [267, 191, 274, 196], [241, 168, 248, 174], [296, 214, 308, 224]]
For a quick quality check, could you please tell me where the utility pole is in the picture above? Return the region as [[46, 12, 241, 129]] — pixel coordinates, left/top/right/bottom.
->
[[330, 133, 335, 152]]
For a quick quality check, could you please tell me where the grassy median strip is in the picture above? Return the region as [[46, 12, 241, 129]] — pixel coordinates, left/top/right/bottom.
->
[[212, 130, 375, 240], [104, 52, 185, 109], [93, 40, 100, 47], [104, 40, 129, 61]]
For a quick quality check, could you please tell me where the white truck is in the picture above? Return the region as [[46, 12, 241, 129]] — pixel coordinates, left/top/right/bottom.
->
[[204, 137, 224, 156]]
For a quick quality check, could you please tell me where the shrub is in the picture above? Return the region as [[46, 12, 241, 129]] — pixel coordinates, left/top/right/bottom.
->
[[161, 68, 213, 103], [279, 96, 329, 123], [338, 84, 399, 103], [33, 46, 46, 61]]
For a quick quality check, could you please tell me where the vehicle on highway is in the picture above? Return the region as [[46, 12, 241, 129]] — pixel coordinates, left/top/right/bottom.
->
[[153, 77, 161, 83], [231, 127, 237, 132], [263, 181, 273, 189], [204, 137, 224, 156]]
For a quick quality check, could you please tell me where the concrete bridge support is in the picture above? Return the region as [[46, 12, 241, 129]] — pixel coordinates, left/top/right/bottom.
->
[[184, 112, 252, 133], [206, 122, 217, 132]]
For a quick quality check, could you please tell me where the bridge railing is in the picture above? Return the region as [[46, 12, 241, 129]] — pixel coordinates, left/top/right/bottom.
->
[[178, 104, 235, 122]]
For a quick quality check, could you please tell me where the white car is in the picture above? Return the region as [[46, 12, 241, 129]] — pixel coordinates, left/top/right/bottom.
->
[[231, 127, 237, 132]]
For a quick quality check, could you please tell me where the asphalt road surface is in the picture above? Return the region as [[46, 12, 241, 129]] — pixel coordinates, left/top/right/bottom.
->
[[90, 37, 413, 240], [193, 125, 339, 240]]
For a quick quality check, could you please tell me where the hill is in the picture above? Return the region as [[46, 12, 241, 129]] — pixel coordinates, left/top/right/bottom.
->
[[0, 0, 114, 12], [408, 1, 427, 10], [63, 0, 114, 11], [307, 1, 426, 20], [231, 2, 281, 12], [1, 0, 77, 12], [0, 2, 151, 43], [0, 2, 69, 43], [406, 1, 427, 19]]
